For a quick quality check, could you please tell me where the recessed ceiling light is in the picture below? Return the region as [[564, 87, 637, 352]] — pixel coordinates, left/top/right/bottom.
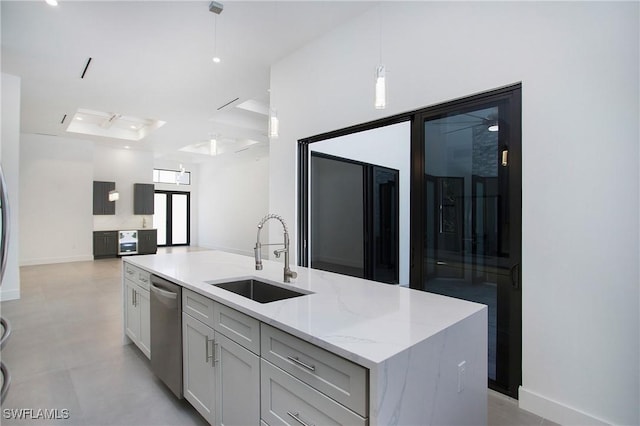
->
[[45, 0, 58, 6], [76, 116, 83, 121], [212, 57, 221, 63], [124, 146, 130, 149]]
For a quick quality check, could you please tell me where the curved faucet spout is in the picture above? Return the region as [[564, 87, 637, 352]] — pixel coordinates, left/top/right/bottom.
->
[[254, 214, 297, 282]]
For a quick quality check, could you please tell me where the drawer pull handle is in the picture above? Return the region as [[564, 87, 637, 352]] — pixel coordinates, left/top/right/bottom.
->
[[287, 356, 316, 372], [127, 270, 134, 275], [287, 411, 314, 426]]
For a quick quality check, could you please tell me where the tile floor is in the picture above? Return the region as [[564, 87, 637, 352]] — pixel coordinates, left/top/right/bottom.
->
[[1, 249, 559, 425]]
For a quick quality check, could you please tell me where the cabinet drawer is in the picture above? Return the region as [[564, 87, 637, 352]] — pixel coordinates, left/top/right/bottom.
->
[[214, 303, 260, 355], [182, 288, 215, 328], [261, 324, 368, 417], [261, 359, 367, 426], [124, 263, 150, 290]]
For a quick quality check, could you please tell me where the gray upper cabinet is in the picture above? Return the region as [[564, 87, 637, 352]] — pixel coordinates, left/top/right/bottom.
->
[[134, 183, 154, 215], [93, 181, 116, 215]]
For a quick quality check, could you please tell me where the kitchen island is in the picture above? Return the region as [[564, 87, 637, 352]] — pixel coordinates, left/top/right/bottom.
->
[[123, 250, 487, 425]]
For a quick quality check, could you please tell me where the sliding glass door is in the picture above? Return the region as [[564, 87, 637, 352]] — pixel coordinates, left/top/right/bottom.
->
[[153, 190, 190, 247], [412, 85, 522, 397]]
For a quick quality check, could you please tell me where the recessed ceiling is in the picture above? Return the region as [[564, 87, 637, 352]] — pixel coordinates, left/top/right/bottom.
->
[[66, 108, 166, 141], [1, 1, 375, 163]]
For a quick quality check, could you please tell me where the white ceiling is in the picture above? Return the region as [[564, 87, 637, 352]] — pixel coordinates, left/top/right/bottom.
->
[[1, 0, 374, 164]]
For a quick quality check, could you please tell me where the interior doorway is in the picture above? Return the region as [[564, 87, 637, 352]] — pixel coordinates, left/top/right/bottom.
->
[[153, 190, 190, 247]]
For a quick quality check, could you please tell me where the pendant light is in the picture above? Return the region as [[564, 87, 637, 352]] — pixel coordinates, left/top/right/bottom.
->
[[374, 4, 386, 110], [268, 108, 279, 139]]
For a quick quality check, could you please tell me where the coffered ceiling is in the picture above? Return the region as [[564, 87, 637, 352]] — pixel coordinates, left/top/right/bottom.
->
[[1, 1, 374, 164]]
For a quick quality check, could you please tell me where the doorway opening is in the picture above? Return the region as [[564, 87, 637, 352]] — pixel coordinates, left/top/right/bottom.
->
[[153, 190, 190, 247]]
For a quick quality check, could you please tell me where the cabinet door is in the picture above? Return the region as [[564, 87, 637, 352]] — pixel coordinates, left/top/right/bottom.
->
[[183, 313, 215, 425], [124, 281, 140, 343], [138, 230, 157, 254], [215, 332, 260, 426], [261, 359, 366, 426], [134, 183, 154, 215], [137, 288, 151, 359], [93, 181, 115, 215]]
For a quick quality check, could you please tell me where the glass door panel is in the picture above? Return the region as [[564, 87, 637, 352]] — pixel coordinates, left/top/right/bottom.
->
[[171, 193, 188, 245], [419, 92, 521, 397], [154, 191, 190, 247], [153, 193, 167, 246], [311, 155, 365, 278]]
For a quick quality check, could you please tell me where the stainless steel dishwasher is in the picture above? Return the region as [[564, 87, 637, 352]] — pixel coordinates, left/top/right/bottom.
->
[[150, 275, 182, 399]]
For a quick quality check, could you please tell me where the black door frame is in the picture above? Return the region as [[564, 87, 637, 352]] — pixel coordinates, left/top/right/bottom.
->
[[154, 190, 191, 247], [297, 83, 521, 398], [411, 84, 522, 398], [309, 151, 400, 283]]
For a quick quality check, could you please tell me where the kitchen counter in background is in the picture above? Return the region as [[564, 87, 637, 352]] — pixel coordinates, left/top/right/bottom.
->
[[125, 250, 487, 425]]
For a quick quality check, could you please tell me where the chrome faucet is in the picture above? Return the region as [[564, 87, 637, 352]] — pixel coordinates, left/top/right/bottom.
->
[[254, 214, 297, 283]]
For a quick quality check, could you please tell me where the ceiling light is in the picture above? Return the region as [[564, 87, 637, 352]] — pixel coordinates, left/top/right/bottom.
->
[[108, 190, 119, 202], [374, 65, 386, 110], [76, 116, 83, 121], [488, 122, 499, 132], [45, 0, 58, 6], [268, 109, 279, 139], [212, 57, 221, 64]]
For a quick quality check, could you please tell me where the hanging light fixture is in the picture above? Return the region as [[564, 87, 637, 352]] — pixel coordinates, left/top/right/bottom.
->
[[374, 65, 386, 109], [210, 2, 223, 63], [268, 109, 279, 139], [374, 4, 386, 109]]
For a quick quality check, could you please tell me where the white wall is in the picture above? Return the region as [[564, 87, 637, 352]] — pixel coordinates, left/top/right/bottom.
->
[[19, 136, 158, 265], [310, 121, 411, 285], [198, 156, 269, 257], [270, 2, 639, 425], [1, 73, 21, 300], [20, 134, 93, 265], [93, 145, 154, 231]]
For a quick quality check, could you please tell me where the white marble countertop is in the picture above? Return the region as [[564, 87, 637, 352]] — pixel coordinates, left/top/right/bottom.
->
[[125, 250, 486, 369]]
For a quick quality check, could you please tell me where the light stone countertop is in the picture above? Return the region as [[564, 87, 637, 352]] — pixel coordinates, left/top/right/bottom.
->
[[125, 249, 486, 369]]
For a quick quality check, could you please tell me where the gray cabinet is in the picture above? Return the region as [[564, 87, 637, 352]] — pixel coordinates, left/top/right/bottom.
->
[[138, 229, 157, 254], [93, 181, 115, 215], [182, 289, 260, 426], [93, 231, 118, 259], [134, 183, 154, 215]]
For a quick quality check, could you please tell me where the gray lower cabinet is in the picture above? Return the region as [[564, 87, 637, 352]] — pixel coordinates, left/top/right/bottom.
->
[[138, 229, 157, 254], [183, 312, 216, 424], [180, 289, 368, 426], [182, 311, 260, 426], [260, 359, 367, 426], [124, 279, 151, 359], [93, 231, 118, 259]]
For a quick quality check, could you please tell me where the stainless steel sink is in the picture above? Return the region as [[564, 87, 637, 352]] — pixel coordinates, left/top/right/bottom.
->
[[211, 279, 311, 303]]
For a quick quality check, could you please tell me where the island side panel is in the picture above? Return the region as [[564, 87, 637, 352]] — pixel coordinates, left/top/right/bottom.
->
[[369, 307, 487, 425]]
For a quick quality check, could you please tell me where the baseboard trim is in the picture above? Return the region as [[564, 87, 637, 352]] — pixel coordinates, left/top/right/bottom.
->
[[0, 288, 20, 301], [519, 386, 610, 425], [20, 255, 94, 266]]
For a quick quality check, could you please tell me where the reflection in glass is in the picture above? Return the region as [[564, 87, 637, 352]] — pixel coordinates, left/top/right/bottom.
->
[[310, 154, 399, 283], [423, 105, 504, 381]]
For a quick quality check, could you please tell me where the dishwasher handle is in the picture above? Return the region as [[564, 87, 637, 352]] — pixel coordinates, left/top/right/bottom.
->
[[150, 283, 178, 300]]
